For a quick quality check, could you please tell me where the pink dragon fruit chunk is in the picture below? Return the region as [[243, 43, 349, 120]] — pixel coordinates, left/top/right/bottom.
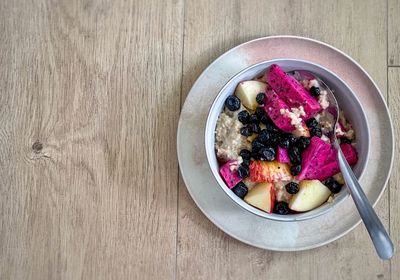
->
[[219, 160, 242, 189], [276, 147, 290, 163], [340, 144, 358, 165], [306, 143, 359, 181], [263, 89, 294, 133], [296, 136, 332, 180], [266, 64, 321, 119]]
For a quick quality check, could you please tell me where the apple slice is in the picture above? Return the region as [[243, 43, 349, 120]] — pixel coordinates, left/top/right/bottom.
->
[[235, 81, 267, 111], [289, 180, 331, 212], [244, 182, 275, 213], [249, 161, 292, 183]]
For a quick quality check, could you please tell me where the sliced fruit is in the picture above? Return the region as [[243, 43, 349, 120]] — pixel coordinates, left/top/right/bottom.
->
[[266, 64, 321, 119], [289, 180, 331, 212], [276, 147, 290, 163], [264, 89, 309, 136], [249, 160, 292, 183], [219, 160, 241, 189], [263, 89, 294, 132], [339, 144, 358, 165], [296, 136, 332, 180], [235, 80, 267, 111], [316, 144, 358, 181], [244, 182, 275, 213]]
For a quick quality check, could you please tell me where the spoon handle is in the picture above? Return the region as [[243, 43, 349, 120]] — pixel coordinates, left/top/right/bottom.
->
[[337, 148, 394, 260]]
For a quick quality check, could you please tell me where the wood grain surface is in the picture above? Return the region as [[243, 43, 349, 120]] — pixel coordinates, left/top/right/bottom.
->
[[0, 0, 397, 279], [0, 0, 183, 279], [389, 0, 400, 65], [179, 1, 390, 280]]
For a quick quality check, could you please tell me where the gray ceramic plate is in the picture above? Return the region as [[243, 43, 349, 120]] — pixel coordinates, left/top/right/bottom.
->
[[177, 36, 394, 251]]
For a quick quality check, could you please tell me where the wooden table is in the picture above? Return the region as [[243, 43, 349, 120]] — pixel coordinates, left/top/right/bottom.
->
[[1, 0, 399, 279]]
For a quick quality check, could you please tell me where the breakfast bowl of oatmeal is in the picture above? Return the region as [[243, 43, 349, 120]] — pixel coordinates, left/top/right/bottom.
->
[[205, 59, 370, 221]]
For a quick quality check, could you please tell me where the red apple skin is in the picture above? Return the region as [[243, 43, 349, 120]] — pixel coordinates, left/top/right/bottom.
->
[[266, 183, 276, 213]]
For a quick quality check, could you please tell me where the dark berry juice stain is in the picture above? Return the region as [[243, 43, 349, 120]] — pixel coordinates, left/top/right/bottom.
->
[[32, 141, 43, 153]]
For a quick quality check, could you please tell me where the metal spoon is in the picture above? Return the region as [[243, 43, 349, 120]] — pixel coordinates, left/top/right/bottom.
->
[[291, 70, 394, 260]]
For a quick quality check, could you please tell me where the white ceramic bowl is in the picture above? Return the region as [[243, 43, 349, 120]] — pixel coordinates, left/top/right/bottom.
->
[[205, 59, 370, 222]]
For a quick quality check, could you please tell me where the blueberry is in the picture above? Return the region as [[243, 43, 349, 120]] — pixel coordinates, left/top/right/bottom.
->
[[268, 132, 280, 145], [260, 115, 270, 125], [232, 182, 248, 198], [251, 151, 261, 160], [296, 136, 311, 151], [325, 177, 342, 193], [340, 138, 352, 144], [240, 126, 253, 136], [310, 127, 322, 138], [256, 93, 265, 105], [225, 95, 241, 111], [239, 149, 251, 160], [278, 134, 291, 149], [237, 165, 249, 178], [241, 158, 250, 167], [258, 129, 270, 144], [251, 140, 265, 152], [306, 117, 318, 128], [248, 114, 258, 124], [274, 201, 290, 215], [238, 110, 250, 124], [287, 134, 297, 146], [255, 107, 265, 118], [259, 147, 276, 161], [288, 146, 301, 164], [290, 164, 302, 176], [310, 86, 321, 97], [249, 123, 260, 134], [285, 182, 299, 194], [265, 121, 279, 133]]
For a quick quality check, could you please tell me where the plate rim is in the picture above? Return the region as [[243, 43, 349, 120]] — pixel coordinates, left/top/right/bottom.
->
[[177, 35, 394, 251]]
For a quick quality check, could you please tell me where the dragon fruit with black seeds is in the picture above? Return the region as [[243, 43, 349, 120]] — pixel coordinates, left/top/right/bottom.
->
[[296, 138, 358, 181], [266, 64, 321, 120], [263, 89, 295, 132], [264, 89, 309, 137], [314, 144, 358, 181], [276, 146, 290, 163], [219, 160, 242, 189], [296, 136, 332, 180]]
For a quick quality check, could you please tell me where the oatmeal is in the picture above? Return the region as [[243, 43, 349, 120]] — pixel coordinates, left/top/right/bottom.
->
[[279, 106, 306, 135], [215, 110, 250, 162], [318, 90, 330, 109], [274, 181, 292, 203]]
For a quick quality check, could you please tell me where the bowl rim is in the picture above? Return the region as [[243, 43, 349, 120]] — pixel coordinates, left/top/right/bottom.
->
[[204, 58, 371, 222]]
